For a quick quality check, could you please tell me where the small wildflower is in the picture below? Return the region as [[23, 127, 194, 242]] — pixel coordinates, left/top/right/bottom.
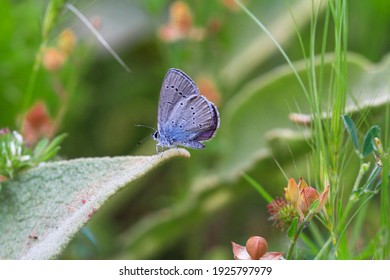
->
[[0, 128, 10, 135], [13, 131, 23, 144], [170, 1, 193, 34], [208, 19, 222, 34], [232, 236, 283, 260], [90, 16, 102, 30], [296, 178, 329, 215], [20, 155, 31, 162], [298, 186, 319, 214], [268, 178, 329, 228], [43, 28, 77, 71], [221, 0, 240, 12], [9, 142, 16, 156], [0, 130, 31, 178], [267, 197, 298, 229], [58, 29, 76, 55], [22, 102, 55, 146], [196, 75, 222, 105], [1, 127, 65, 180], [43, 47, 66, 71], [158, 1, 205, 42]]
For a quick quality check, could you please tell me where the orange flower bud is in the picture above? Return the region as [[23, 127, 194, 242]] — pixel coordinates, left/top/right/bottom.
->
[[58, 29, 76, 55], [158, 1, 204, 42], [90, 16, 102, 30], [170, 1, 193, 33], [21, 102, 55, 145], [197, 75, 221, 105], [298, 186, 319, 214], [232, 236, 283, 260], [0, 175, 8, 183], [246, 236, 268, 259], [222, 0, 240, 12], [43, 48, 65, 71]]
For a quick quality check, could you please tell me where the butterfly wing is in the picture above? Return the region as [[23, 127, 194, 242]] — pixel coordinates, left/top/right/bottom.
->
[[164, 94, 220, 149], [158, 68, 200, 129]]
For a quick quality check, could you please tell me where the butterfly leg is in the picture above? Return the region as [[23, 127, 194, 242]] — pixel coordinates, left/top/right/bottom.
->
[[156, 143, 166, 155]]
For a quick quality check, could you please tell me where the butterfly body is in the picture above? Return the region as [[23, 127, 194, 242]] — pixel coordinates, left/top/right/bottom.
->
[[153, 68, 220, 151]]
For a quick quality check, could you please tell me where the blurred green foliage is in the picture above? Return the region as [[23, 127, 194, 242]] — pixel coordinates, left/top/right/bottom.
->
[[1, 0, 390, 259]]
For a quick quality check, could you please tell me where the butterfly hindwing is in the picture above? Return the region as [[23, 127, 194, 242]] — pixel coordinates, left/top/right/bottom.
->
[[162, 95, 219, 147]]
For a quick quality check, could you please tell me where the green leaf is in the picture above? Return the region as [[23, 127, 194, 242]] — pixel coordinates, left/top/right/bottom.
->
[[34, 134, 67, 163], [342, 115, 359, 152], [288, 218, 299, 240], [43, 133, 67, 154], [0, 148, 189, 259], [33, 138, 49, 159], [362, 126, 381, 157]]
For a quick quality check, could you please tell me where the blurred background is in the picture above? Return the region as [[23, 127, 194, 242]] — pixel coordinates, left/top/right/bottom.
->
[[1, 0, 390, 259]]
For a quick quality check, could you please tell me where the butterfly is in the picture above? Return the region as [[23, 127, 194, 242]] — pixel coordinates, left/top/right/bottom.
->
[[152, 68, 220, 152]]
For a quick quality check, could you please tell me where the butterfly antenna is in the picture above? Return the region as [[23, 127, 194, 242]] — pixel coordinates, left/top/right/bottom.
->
[[137, 134, 152, 146], [135, 124, 156, 131], [135, 124, 156, 146]]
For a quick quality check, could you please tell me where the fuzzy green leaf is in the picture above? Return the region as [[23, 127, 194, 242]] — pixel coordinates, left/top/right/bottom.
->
[[342, 115, 360, 152], [0, 149, 189, 259], [362, 126, 381, 157]]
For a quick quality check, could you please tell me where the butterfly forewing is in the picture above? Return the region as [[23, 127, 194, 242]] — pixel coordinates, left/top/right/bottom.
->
[[158, 68, 200, 127]]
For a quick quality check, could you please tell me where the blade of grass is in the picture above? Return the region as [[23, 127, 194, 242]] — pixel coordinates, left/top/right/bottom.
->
[[234, 0, 308, 98], [64, 3, 131, 73], [242, 173, 273, 203]]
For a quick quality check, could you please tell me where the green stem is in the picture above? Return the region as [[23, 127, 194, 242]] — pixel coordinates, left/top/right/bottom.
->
[[22, 44, 45, 116], [379, 152, 389, 258], [286, 211, 315, 260], [333, 163, 382, 253], [22, 0, 65, 115], [314, 237, 332, 260]]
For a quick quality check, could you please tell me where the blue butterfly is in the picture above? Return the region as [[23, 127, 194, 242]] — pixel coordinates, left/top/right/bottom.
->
[[153, 68, 220, 152]]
